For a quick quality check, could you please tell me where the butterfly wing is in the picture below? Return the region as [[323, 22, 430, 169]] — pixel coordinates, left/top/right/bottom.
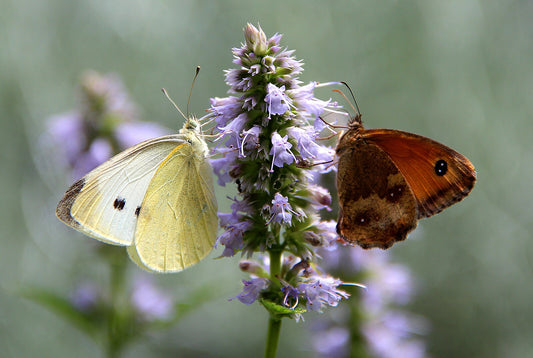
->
[[56, 135, 187, 245], [363, 129, 476, 218], [336, 130, 419, 249], [129, 138, 218, 273]]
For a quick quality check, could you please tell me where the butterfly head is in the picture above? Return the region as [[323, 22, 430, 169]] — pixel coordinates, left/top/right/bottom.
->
[[182, 116, 200, 133], [347, 112, 363, 131], [180, 117, 209, 158]]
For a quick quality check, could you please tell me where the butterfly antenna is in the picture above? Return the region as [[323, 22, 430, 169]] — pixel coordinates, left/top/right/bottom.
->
[[187, 66, 201, 118], [340, 82, 361, 115], [161, 88, 187, 121], [339, 81, 362, 125]]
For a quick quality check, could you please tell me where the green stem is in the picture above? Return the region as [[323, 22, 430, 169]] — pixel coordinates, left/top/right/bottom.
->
[[264, 230, 283, 358], [105, 248, 128, 358], [264, 316, 282, 358], [347, 285, 370, 358], [269, 247, 282, 281]]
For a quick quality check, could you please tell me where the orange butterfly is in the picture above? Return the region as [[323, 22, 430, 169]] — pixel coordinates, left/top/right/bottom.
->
[[333, 93, 476, 249]]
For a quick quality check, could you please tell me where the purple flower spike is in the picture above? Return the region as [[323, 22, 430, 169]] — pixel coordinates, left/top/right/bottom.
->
[[212, 24, 349, 324], [43, 71, 169, 181]]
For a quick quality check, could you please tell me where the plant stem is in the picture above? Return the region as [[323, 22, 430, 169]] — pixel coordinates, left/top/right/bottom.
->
[[347, 283, 370, 358], [264, 236, 283, 358], [264, 316, 282, 358], [269, 247, 282, 282], [105, 248, 128, 358]]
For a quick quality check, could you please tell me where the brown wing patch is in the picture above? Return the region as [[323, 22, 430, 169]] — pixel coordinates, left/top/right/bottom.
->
[[336, 136, 418, 249]]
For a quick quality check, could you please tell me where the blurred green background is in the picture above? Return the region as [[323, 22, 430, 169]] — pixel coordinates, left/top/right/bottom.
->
[[1, 0, 531, 357]]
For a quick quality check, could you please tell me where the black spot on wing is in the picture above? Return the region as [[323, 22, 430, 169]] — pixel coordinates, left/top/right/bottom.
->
[[113, 197, 126, 210], [135, 206, 141, 216], [434, 159, 448, 176]]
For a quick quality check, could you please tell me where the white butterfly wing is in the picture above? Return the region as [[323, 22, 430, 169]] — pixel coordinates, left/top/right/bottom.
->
[[128, 140, 218, 272], [56, 135, 187, 245]]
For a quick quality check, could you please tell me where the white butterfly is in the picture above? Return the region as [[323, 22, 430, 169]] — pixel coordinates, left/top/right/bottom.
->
[[56, 117, 218, 273]]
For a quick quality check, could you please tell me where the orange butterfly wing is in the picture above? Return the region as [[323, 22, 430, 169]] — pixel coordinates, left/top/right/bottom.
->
[[362, 128, 476, 219]]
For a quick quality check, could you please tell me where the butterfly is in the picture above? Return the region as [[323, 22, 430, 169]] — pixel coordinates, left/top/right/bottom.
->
[[333, 96, 476, 249], [56, 90, 218, 273]]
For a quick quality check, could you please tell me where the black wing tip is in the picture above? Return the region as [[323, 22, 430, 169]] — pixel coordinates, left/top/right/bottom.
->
[[56, 178, 85, 226]]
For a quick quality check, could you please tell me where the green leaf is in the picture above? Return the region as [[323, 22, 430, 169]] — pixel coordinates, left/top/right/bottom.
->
[[260, 298, 306, 319]]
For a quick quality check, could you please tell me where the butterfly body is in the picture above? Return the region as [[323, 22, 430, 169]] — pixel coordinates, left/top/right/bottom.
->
[[336, 119, 476, 249], [56, 118, 218, 272]]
